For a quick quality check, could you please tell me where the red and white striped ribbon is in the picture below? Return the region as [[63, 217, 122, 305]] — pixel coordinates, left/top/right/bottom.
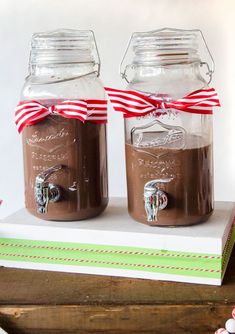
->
[[15, 99, 108, 133], [105, 87, 220, 117]]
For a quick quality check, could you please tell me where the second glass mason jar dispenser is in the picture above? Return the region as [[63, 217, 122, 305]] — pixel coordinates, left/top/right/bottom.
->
[[118, 28, 219, 226], [16, 29, 108, 221]]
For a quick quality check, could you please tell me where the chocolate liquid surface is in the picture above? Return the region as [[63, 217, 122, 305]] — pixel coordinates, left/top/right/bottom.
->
[[125, 133, 213, 226], [23, 100, 108, 221]]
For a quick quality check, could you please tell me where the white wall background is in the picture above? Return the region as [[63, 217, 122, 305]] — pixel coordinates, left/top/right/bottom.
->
[[0, 0, 234, 218]]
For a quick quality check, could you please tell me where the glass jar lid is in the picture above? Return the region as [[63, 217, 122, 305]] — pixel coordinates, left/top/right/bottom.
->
[[29, 29, 100, 74], [120, 28, 214, 84], [132, 30, 200, 65]]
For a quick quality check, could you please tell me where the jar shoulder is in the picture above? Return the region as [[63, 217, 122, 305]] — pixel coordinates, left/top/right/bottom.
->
[[128, 72, 208, 99], [21, 74, 105, 100]]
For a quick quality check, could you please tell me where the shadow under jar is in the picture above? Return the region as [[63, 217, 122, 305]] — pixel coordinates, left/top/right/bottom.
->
[[20, 29, 108, 221], [122, 28, 215, 226]]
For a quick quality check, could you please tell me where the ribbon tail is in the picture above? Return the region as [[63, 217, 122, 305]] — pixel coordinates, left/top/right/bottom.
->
[[105, 88, 156, 117], [15, 107, 50, 134]]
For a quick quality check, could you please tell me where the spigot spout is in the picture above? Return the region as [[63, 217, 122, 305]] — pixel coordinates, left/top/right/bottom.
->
[[35, 165, 63, 214], [144, 178, 172, 223]]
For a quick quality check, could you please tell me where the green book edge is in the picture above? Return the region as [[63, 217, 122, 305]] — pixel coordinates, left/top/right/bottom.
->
[[0, 224, 234, 280]]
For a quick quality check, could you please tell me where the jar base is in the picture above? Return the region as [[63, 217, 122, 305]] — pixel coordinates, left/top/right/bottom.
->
[[26, 199, 108, 222], [128, 209, 213, 227]]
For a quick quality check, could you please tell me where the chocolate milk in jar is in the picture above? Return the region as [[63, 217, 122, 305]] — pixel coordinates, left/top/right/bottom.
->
[[16, 30, 108, 220], [118, 28, 220, 226]]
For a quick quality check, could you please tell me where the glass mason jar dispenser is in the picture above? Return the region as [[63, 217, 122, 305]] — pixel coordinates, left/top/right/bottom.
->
[[118, 28, 219, 226], [16, 29, 108, 221]]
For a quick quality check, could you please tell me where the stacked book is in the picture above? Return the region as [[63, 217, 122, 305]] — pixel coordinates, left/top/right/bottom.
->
[[0, 198, 234, 285]]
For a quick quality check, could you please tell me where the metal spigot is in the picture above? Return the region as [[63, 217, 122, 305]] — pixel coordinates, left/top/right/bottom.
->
[[35, 165, 63, 214], [144, 178, 172, 223]]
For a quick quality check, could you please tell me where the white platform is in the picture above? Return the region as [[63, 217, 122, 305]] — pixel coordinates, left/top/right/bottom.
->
[[0, 198, 234, 254]]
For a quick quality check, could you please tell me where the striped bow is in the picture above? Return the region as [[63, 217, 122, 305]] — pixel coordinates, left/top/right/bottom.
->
[[15, 99, 108, 133], [105, 87, 220, 117]]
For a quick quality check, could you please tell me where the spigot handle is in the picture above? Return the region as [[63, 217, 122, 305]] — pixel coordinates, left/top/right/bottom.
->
[[36, 165, 63, 184]]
